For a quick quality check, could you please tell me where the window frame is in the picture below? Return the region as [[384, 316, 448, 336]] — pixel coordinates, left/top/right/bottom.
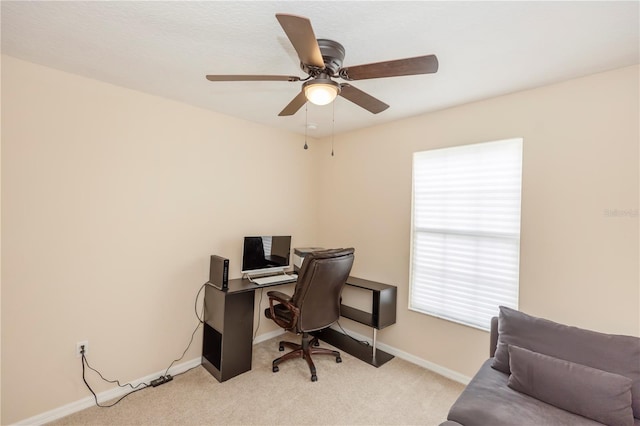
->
[[408, 138, 523, 331]]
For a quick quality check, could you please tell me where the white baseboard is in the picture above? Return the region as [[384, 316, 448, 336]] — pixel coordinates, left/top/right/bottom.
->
[[377, 341, 472, 385], [15, 326, 468, 425], [14, 331, 284, 425], [13, 357, 201, 426], [253, 328, 286, 344], [330, 324, 472, 385], [257, 326, 470, 384]]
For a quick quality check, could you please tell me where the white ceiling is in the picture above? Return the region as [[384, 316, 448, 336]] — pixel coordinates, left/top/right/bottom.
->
[[2, 1, 639, 138]]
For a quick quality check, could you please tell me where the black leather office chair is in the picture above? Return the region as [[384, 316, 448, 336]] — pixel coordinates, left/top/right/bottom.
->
[[264, 248, 355, 382]]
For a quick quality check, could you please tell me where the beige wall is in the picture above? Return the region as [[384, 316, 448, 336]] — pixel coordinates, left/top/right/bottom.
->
[[315, 65, 639, 377], [0, 55, 318, 424], [2, 55, 638, 423]]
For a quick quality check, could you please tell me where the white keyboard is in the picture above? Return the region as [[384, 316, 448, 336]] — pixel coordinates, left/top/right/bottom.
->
[[251, 273, 298, 286]]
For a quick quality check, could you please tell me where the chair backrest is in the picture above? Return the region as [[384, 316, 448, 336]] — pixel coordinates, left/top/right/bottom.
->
[[291, 248, 355, 332]]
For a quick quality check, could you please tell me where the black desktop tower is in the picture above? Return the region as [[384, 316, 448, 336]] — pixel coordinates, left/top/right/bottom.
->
[[209, 255, 229, 290]]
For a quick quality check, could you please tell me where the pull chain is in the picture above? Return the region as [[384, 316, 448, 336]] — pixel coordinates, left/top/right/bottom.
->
[[331, 101, 335, 157], [303, 103, 309, 150]]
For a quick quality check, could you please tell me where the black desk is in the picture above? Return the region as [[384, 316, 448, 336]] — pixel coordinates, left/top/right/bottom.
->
[[201, 276, 397, 382]]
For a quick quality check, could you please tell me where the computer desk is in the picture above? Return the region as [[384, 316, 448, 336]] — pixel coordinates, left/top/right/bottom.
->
[[201, 276, 397, 382]]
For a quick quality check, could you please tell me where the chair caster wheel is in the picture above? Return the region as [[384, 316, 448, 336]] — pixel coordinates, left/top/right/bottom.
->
[[311, 374, 317, 382], [336, 357, 342, 363], [272, 366, 279, 373], [278, 345, 284, 351]]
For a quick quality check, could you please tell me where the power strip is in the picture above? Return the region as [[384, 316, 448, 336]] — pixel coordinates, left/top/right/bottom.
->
[[150, 375, 173, 387]]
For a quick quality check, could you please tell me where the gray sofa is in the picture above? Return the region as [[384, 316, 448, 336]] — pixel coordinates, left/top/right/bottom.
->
[[443, 307, 640, 426]]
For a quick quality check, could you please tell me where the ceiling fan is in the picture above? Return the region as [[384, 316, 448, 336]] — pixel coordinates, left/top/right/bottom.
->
[[205, 13, 439, 116]]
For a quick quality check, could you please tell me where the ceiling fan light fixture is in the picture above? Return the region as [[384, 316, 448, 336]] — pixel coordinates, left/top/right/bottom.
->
[[303, 78, 340, 106]]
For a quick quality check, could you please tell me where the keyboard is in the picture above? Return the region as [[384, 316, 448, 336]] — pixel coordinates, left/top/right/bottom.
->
[[251, 273, 298, 286]]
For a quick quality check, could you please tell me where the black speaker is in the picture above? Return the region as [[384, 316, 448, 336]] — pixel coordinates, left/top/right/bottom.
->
[[209, 255, 229, 290]]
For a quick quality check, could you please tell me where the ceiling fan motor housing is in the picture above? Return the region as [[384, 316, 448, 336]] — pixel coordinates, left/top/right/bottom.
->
[[301, 39, 345, 76]]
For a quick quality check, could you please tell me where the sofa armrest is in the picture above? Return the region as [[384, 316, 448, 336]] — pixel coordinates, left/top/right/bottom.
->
[[490, 316, 498, 358]]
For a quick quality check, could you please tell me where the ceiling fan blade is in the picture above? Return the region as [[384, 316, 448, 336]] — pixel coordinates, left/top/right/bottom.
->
[[339, 84, 389, 114], [275, 13, 324, 68], [339, 55, 439, 81], [278, 91, 308, 116], [206, 75, 301, 82]]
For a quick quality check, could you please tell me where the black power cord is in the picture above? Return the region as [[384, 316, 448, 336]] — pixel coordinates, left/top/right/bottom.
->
[[162, 316, 202, 378], [253, 288, 264, 341], [194, 282, 206, 324], [336, 321, 370, 346], [81, 348, 149, 408], [162, 283, 208, 377], [81, 283, 207, 407]]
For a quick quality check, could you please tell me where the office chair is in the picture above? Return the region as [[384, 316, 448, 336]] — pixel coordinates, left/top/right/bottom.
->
[[264, 248, 355, 382]]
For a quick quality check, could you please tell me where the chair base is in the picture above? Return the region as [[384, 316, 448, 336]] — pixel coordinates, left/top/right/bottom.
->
[[272, 332, 342, 381]]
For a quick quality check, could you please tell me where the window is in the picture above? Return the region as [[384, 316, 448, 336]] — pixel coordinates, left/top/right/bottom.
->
[[410, 138, 523, 330]]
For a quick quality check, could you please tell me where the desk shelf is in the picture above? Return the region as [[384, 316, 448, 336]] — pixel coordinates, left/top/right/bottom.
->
[[340, 305, 373, 327], [341, 276, 397, 330], [314, 276, 397, 367], [313, 327, 394, 367]]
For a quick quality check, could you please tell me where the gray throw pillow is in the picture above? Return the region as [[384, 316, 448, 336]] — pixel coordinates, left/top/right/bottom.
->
[[492, 306, 640, 418], [508, 345, 634, 426]]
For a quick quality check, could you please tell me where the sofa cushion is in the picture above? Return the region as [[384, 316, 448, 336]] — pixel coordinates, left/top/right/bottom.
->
[[508, 345, 634, 426], [448, 359, 605, 425], [492, 306, 640, 418]]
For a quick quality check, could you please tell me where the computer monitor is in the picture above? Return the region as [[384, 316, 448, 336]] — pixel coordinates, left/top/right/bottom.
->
[[241, 235, 292, 276]]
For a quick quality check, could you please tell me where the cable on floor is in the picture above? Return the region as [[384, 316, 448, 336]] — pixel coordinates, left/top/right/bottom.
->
[[81, 283, 207, 407], [81, 351, 149, 408], [336, 321, 370, 346]]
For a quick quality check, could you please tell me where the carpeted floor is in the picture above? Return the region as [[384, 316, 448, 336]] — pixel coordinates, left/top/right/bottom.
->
[[50, 335, 464, 425]]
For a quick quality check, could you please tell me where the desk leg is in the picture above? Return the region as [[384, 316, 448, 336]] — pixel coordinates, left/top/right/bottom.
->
[[202, 286, 255, 382], [372, 328, 377, 361]]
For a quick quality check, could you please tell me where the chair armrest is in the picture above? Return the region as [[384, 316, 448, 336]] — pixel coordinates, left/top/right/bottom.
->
[[266, 291, 292, 304], [267, 291, 299, 330]]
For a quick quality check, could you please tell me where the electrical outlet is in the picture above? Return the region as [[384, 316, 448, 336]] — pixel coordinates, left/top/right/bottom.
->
[[76, 340, 89, 358]]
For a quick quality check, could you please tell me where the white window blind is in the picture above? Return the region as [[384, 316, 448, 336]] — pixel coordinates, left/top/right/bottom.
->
[[410, 138, 523, 330]]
